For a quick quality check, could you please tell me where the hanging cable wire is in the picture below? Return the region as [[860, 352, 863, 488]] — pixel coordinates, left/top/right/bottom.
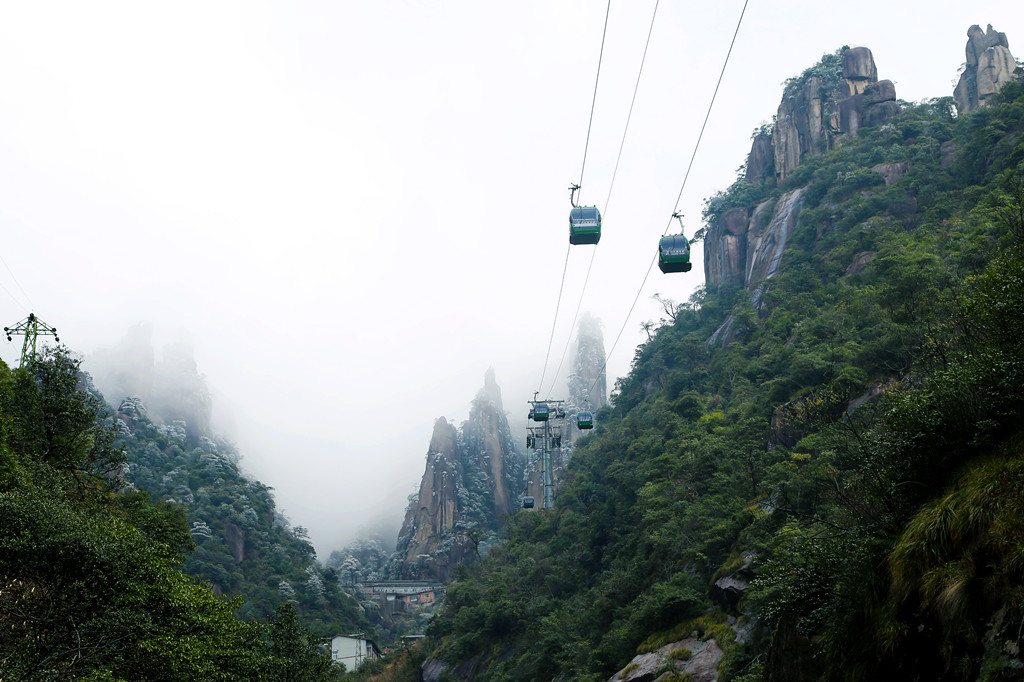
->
[[577, 0, 613, 195], [543, 0, 661, 398], [0, 252, 37, 313], [536, 0, 613, 394], [602, 0, 659, 220], [586, 0, 750, 400], [0, 279, 29, 313], [537, 245, 572, 392]]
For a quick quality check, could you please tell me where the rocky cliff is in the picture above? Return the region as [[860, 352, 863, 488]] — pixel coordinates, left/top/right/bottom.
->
[[708, 31, 1018, 295], [767, 46, 900, 184], [395, 369, 523, 581], [567, 312, 608, 413], [954, 24, 1017, 114], [705, 27, 1019, 346], [710, 46, 901, 292]]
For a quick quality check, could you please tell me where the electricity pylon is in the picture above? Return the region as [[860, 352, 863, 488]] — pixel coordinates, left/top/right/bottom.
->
[[4, 313, 59, 367]]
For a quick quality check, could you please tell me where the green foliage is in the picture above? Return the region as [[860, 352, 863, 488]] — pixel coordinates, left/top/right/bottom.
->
[[0, 348, 345, 680], [419, 62, 1024, 682], [115, 395, 369, 637], [266, 604, 344, 681]]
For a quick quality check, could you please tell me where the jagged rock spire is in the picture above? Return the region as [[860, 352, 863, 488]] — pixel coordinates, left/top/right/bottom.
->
[[770, 46, 899, 184], [954, 24, 1017, 114], [477, 366, 502, 410], [394, 371, 522, 582], [709, 46, 903, 291]]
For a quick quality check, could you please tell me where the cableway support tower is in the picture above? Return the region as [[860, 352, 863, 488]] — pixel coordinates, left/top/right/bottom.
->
[[527, 395, 567, 510], [4, 313, 59, 367]]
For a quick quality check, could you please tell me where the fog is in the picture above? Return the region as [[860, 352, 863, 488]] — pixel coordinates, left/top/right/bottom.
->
[[0, 1, 1016, 558]]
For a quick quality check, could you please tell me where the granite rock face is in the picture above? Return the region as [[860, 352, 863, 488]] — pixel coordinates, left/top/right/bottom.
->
[[771, 46, 900, 183], [745, 131, 773, 183], [705, 189, 803, 291], [396, 370, 523, 581], [710, 46, 904, 293], [705, 207, 750, 287], [954, 24, 1017, 114]]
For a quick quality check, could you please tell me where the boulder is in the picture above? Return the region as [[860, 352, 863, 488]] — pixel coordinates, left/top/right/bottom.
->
[[609, 635, 724, 682], [864, 79, 896, 104], [864, 99, 901, 128], [871, 161, 908, 187], [841, 46, 877, 82], [977, 45, 1016, 99], [720, 207, 750, 236], [769, 45, 907, 181], [966, 23, 1009, 67], [711, 553, 757, 612], [773, 76, 829, 181]]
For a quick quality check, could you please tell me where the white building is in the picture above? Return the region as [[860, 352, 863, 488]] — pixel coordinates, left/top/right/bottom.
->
[[329, 634, 382, 670]]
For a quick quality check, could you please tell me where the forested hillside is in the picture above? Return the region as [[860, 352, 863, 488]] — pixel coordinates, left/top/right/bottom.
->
[[115, 396, 369, 636], [415, 62, 1024, 681], [0, 349, 342, 680]]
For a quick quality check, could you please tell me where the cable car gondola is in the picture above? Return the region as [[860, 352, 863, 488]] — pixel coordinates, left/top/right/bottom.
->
[[577, 410, 594, 430], [569, 184, 601, 245], [530, 403, 550, 421], [523, 496, 535, 509], [659, 213, 692, 273]]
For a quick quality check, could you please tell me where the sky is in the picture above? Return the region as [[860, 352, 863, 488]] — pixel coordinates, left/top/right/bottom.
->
[[0, 1, 1018, 558]]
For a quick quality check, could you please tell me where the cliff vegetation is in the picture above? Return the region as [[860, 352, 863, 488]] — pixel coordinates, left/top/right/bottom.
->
[[418, 49, 1024, 682]]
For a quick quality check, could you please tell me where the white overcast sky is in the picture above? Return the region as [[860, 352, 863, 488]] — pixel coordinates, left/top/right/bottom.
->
[[0, 1, 1017, 557]]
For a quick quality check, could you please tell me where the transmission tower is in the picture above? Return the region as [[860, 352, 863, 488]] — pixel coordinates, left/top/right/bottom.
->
[[527, 395, 567, 509], [4, 313, 59, 367]]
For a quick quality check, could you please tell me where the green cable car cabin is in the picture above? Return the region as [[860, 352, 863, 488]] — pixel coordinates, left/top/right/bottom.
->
[[577, 410, 594, 429], [658, 234, 692, 273], [523, 496, 535, 509], [569, 206, 601, 245], [530, 403, 550, 421]]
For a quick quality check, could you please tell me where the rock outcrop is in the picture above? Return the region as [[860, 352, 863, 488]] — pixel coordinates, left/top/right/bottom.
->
[[609, 635, 726, 682], [395, 370, 523, 581], [705, 188, 803, 292], [771, 46, 900, 183], [707, 46, 903, 293], [567, 312, 608, 415], [954, 24, 1017, 115]]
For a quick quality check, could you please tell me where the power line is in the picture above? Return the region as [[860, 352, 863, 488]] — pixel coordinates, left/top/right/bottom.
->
[[0, 251, 36, 313], [586, 0, 751, 400], [603, 0, 659, 220], [576, 0, 613, 196], [536, 0, 614, 394], [537, 245, 571, 393], [544, 0, 661, 398]]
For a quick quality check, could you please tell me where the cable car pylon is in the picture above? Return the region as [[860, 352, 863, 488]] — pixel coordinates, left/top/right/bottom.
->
[[527, 393, 567, 510], [4, 313, 59, 367]]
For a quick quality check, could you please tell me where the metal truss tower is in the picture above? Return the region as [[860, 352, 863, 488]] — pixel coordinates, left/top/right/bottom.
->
[[4, 313, 59, 367], [527, 395, 567, 509]]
